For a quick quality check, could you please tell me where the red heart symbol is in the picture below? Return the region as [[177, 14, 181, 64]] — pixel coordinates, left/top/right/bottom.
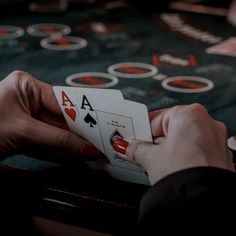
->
[[64, 108, 76, 121]]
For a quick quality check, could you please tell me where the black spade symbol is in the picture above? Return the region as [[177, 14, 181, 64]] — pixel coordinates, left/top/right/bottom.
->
[[84, 113, 97, 128]]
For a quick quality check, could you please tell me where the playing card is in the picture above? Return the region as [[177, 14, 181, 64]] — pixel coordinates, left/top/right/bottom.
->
[[53, 86, 124, 151], [76, 91, 152, 184], [206, 37, 236, 57], [75, 90, 152, 171], [54, 86, 152, 185], [96, 110, 142, 172]]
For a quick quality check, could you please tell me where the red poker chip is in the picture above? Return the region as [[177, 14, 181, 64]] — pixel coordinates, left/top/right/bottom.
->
[[108, 62, 158, 78], [40, 36, 87, 50], [27, 23, 71, 37], [0, 26, 24, 40], [65, 72, 119, 88], [161, 76, 214, 93]]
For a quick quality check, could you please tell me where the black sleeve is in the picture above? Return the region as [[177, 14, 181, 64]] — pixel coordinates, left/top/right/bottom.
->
[[138, 167, 236, 234]]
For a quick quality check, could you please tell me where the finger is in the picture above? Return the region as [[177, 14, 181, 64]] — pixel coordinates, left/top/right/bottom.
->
[[213, 120, 228, 139], [150, 105, 190, 137], [35, 79, 62, 116], [7, 71, 62, 117], [38, 108, 68, 130], [26, 117, 102, 160], [150, 109, 171, 137], [148, 108, 168, 122], [35, 79, 71, 130], [153, 137, 166, 144], [114, 139, 155, 170]]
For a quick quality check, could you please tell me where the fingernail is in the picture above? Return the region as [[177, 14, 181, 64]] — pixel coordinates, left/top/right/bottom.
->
[[82, 144, 102, 157], [112, 138, 129, 155]]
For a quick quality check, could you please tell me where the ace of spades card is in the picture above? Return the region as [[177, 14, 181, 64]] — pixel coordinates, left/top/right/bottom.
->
[[74, 88, 126, 153], [75, 90, 153, 183], [76, 94, 105, 152]]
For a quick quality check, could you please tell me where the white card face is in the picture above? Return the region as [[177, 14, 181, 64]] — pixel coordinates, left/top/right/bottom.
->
[[53, 86, 79, 135], [75, 93, 153, 172], [53, 86, 152, 184], [206, 37, 236, 57], [53, 86, 124, 152], [96, 111, 142, 172]]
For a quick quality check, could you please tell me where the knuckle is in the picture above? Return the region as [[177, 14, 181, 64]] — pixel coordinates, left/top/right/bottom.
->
[[11, 70, 31, 77], [169, 105, 184, 120], [171, 104, 206, 114], [189, 103, 206, 113], [126, 141, 142, 162], [9, 70, 32, 81], [170, 104, 209, 128], [171, 105, 182, 113], [6, 71, 35, 91], [185, 104, 209, 122], [126, 141, 151, 166], [216, 121, 228, 136]]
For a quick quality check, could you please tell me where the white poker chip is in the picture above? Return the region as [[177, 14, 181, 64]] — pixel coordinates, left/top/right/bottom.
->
[[27, 23, 71, 37], [161, 76, 214, 93], [0, 25, 24, 40], [108, 62, 158, 79], [40, 36, 87, 51], [228, 136, 236, 151], [65, 72, 119, 88]]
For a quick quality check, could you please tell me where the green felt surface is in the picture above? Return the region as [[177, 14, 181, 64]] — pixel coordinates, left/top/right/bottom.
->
[[1, 3, 236, 169]]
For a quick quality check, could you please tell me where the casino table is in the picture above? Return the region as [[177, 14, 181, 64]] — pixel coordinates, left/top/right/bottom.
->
[[1, 0, 236, 234]]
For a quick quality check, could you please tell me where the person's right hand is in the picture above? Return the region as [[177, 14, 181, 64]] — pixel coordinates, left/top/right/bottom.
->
[[117, 104, 234, 185]]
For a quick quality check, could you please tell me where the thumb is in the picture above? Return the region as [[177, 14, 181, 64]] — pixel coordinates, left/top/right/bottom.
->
[[113, 138, 155, 170]]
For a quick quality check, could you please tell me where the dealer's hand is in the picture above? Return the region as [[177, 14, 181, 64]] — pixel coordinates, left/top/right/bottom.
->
[[0, 71, 101, 162], [117, 104, 234, 185]]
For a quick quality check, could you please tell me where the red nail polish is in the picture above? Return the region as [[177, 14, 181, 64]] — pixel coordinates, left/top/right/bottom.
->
[[112, 139, 129, 154], [82, 144, 102, 157]]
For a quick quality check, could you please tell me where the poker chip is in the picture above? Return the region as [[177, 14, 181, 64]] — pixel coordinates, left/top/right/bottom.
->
[[228, 136, 236, 151], [65, 72, 119, 88], [40, 36, 87, 50], [27, 23, 71, 37], [0, 25, 24, 40], [108, 62, 158, 79], [28, 1, 68, 13], [161, 76, 214, 93]]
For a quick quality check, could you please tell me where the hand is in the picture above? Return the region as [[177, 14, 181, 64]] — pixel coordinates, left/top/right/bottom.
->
[[117, 104, 234, 185], [0, 71, 101, 162]]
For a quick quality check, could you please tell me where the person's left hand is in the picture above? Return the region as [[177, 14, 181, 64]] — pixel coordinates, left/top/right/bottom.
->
[[0, 71, 101, 162]]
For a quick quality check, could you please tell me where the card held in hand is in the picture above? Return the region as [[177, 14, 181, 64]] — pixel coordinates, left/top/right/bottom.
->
[[53, 86, 152, 185]]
